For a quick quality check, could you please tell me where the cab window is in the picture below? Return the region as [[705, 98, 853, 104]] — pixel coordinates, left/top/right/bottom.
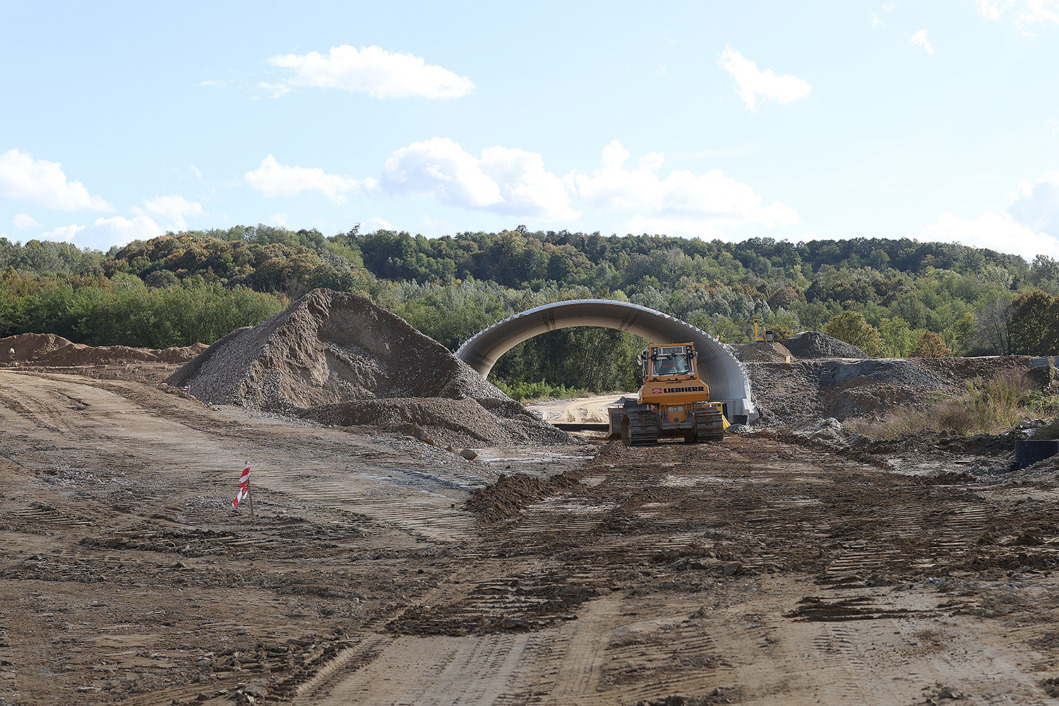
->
[[652, 354, 691, 377]]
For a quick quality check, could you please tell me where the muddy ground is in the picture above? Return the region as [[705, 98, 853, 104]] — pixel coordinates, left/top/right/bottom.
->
[[4, 366, 1059, 705]]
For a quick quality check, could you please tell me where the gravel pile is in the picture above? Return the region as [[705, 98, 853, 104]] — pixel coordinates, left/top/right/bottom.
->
[[1, 333, 205, 366], [166, 288, 504, 410], [167, 288, 571, 446], [784, 331, 867, 359], [300, 397, 569, 449], [747, 358, 953, 426], [730, 341, 794, 363], [911, 355, 1035, 386]]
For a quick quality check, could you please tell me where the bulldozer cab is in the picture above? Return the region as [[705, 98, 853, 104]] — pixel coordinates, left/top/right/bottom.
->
[[639, 344, 696, 381]]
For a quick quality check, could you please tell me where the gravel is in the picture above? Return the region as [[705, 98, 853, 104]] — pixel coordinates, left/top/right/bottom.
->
[[166, 288, 572, 446], [0, 333, 205, 366], [784, 331, 867, 359], [747, 358, 954, 425]]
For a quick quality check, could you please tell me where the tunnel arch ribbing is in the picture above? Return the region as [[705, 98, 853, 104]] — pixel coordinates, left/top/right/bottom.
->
[[455, 299, 757, 422]]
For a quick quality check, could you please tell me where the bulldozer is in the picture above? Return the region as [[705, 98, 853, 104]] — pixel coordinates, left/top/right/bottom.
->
[[608, 342, 728, 446]]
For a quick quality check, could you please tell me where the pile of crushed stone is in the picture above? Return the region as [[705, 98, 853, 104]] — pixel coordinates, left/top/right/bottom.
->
[[167, 288, 571, 447], [1, 332, 205, 366], [730, 341, 793, 363], [167, 288, 503, 410], [784, 331, 867, 359], [747, 358, 954, 425], [299, 397, 569, 449], [911, 355, 1035, 386]]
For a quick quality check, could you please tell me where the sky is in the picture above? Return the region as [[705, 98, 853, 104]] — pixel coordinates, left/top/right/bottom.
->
[[1, 1, 1058, 261]]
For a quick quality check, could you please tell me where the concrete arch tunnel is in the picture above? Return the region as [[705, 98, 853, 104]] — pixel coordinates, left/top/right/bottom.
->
[[455, 299, 758, 423]]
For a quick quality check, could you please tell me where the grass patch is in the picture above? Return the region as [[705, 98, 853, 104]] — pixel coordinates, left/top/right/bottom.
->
[[494, 379, 589, 402], [849, 371, 1059, 440]]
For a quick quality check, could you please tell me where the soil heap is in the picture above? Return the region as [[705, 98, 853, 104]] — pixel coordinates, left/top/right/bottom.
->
[[167, 289, 570, 447], [746, 358, 953, 425], [784, 331, 867, 359], [0, 332, 205, 366], [730, 341, 794, 363]]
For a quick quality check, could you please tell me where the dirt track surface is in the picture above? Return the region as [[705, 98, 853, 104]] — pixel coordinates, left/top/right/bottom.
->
[[531, 394, 625, 425], [5, 370, 1059, 704]]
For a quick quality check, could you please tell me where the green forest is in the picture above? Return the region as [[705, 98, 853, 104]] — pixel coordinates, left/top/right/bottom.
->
[[3, 225, 1059, 393]]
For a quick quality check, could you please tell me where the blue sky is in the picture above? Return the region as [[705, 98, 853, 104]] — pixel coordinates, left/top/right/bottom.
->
[[1, 1, 1057, 260]]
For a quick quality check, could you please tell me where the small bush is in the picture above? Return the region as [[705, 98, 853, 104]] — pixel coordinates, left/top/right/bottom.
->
[[909, 330, 951, 358]]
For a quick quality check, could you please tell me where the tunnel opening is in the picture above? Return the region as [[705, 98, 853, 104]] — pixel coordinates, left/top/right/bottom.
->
[[456, 299, 757, 423], [487, 327, 648, 398]]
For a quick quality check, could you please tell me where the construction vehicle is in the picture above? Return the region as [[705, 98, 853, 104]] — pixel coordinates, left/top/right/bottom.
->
[[753, 318, 775, 343], [608, 342, 728, 446]]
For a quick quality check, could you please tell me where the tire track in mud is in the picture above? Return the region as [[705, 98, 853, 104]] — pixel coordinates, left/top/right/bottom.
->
[[304, 633, 533, 705], [544, 594, 619, 703], [602, 620, 727, 703], [0, 382, 70, 433], [893, 618, 1050, 706], [292, 574, 491, 703], [800, 623, 883, 704]]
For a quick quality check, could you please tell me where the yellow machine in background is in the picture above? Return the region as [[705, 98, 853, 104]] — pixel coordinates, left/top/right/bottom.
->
[[609, 342, 728, 446], [754, 319, 775, 342]]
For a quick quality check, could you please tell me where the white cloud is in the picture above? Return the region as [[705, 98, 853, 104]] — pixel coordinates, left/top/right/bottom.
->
[[258, 81, 291, 99], [1009, 170, 1059, 235], [13, 213, 40, 229], [910, 29, 935, 55], [361, 215, 395, 233], [978, 0, 1059, 31], [872, 13, 885, 27], [245, 155, 377, 202], [267, 45, 474, 99], [382, 137, 578, 220], [922, 171, 1059, 259], [923, 212, 1059, 259], [41, 216, 163, 252], [570, 140, 799, 236], [0, 149, 112, 211], [718, 47, 811, 111], [978, 0, 1010, 19], [139, 195, 204, 231]]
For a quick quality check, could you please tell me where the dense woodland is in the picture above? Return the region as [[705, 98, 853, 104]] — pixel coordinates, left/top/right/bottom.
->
[[3, 225, 1059, 393]]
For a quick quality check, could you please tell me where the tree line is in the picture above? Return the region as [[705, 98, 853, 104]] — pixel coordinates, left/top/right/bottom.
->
[[3, 226, 1059, 392]]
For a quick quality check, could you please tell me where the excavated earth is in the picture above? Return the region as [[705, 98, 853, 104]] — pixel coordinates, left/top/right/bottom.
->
[[6, 313, 1059, 704]]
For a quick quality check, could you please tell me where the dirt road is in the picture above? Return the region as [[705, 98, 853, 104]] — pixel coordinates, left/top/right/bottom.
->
[[3, 369, 1059, 704], [530, 394, 626, 425]]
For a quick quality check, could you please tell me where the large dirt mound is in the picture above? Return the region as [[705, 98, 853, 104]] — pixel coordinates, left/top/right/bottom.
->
[[1, 332, 205, 366], [167, 289, 571, 446], [910, 355, 1035, 386], [747, 358, 953, 425], [166, 288, 504, 411], [784, 331, 867, 359]]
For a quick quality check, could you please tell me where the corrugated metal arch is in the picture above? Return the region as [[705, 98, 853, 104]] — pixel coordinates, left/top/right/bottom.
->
[[456, 299, 756, 422]]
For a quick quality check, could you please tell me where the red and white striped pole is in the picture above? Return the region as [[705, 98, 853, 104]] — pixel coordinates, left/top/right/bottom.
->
[[232, 462, 254, 518]]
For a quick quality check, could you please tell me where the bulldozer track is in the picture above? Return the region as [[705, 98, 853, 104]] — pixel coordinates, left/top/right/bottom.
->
[[621, 409, 659, 446], [693, 405, 725, 442]]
